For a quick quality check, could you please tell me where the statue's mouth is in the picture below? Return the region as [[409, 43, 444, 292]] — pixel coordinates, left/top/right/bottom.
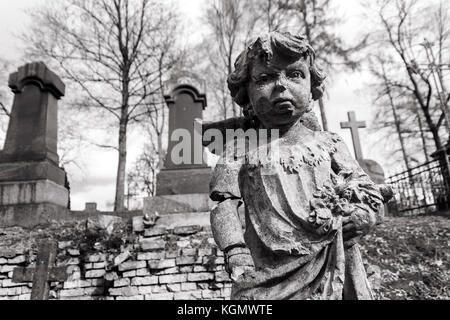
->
[[272, 98, 295, 114]]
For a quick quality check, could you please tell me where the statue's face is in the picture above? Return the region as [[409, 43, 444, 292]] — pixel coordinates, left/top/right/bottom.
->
[[247, 52, 311, 130]]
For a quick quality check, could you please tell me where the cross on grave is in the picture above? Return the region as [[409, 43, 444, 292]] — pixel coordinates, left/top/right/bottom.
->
[[340, 111, 367, 160], [12, 240, 68, 300]]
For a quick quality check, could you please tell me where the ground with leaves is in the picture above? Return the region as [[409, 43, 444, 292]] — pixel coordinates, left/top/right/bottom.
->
[[360, 215, 450, 300]]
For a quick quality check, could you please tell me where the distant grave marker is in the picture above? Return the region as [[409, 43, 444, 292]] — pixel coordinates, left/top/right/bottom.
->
[[340, 111, 367, 161], [155, 76, 212, 196]]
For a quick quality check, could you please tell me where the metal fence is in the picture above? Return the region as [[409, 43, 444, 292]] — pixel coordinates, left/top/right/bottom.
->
[[386, 158, 450, 215]]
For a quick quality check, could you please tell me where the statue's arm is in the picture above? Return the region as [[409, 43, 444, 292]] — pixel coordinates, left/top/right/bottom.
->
[[210, 156, 255, 280], [330, 134, 391, 243], [210, 198, 255, 280], [210, 198, 246, 251]]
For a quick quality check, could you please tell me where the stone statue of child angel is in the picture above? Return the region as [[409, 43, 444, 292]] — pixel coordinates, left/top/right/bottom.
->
[[209, 31, 393, 300]]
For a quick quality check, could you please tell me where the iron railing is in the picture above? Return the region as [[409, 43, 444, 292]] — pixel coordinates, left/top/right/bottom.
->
[[386, 157, 450, 215]]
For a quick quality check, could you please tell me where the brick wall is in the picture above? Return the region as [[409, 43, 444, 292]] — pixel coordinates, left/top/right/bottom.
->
[[0, 222, 233, 300]]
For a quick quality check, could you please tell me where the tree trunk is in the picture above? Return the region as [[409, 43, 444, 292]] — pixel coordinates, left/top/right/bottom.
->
[[318, 98, 328, 131], [417, 113, 429, 163], [114, 120, 127, 211]]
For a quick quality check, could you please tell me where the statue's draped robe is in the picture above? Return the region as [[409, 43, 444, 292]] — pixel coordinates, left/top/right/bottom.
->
[[210, 128, 384, 300]]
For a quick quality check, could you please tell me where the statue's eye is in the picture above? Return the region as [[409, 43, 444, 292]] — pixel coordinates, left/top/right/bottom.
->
[[288, 70, 304, 78], [255, 74, 271, 84]]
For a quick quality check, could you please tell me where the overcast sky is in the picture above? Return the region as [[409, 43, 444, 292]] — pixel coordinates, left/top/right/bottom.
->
[[0, 0, 393, 210]]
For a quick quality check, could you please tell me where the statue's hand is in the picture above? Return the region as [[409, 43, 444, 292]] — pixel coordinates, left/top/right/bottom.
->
[[342, 206, 377, 246], [225, 247, 255, 282]]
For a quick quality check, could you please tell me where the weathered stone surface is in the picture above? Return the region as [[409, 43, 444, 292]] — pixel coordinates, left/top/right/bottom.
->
[[109, 286, 139, 297], [148, 259, 176, 270], [166, 283, 181, 292], [154, 267, 179, 276], [59, 289, 84, 298], [7, 255, 26, 264], [113, 278, 131, 288], [118, 261, 146, 272], [131, 276, 158, 286], [85, 270, 106, 279], [147, 293, 174, 300], [145, 193, 214, 215], [151, 285, 168, 293], [181, 248, 198, 256], [122, 270, 136, 278], [144, 227, 167, 238], [113, 250, 131, 267], [165, 249, 181, 259], [187, 273, 214, 282], [0, 247, 26, 258], [176, 256, 202, 266], [0, 265, 15, 273], [104, 272, 119, 282], [0, 180, 68, 207], [140, 239, 166, 252], [0, 203, 70, 229], [137, 286, 153, 295], [137, 252, 164, 261], [173, 225, 203, 236], [116, 295, 144, 300], [181, 283, 197, 291], [136, 268, 150, 277], [215, 271, 230, 283], [132, 216, 145, 233], [159, 274, 187, 284], [58, 241, 72, 250], [174, 291, 202, 300], [67, 249, 80, 257], [87, 254, 106, 263]]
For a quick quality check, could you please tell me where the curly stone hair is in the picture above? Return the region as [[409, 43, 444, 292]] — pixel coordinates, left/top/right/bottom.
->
[[228, 31, 326, 115]]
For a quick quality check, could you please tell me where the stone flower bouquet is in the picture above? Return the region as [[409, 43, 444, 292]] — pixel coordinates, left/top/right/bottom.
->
[[308, 172, 386, 238]]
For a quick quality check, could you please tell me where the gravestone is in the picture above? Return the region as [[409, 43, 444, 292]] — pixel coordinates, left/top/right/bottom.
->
[[0, 62, 69, 227], [145, 76, 214, 218]]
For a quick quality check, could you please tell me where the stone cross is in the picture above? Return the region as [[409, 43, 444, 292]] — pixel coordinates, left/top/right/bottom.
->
[[12, 240, 67, 300], [340, 111, 367, 160]]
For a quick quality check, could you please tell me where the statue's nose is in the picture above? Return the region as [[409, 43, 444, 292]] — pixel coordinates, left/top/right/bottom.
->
[[274, 77, 287, 92]]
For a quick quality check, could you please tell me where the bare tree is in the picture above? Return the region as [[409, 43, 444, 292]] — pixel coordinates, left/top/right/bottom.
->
[[369, 0, 450, 156], [0, 59, 11, 120], [127, 142, 160, 198], [23, 0, 183, 211], [202, 0, 259, 120]]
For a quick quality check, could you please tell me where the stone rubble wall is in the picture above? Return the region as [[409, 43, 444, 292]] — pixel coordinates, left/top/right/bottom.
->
[[0, 223, 233, 300]]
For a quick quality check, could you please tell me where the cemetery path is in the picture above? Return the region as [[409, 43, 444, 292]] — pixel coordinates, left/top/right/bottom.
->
[[360, 215, 450, 300]]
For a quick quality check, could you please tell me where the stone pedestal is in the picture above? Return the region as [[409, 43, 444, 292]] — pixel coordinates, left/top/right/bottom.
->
[[155, 167, 212, 196], [144, 193, 215, 216]]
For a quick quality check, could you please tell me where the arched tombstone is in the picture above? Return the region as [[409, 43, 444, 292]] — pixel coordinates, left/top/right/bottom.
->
[[143, 77, 214, 220], [155, 83, 212, 196]]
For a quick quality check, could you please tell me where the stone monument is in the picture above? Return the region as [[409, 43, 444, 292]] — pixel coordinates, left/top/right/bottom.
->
[[0, 62, 69, 228], [206, 32, 393, 300], [144, 76, 214, 218]]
